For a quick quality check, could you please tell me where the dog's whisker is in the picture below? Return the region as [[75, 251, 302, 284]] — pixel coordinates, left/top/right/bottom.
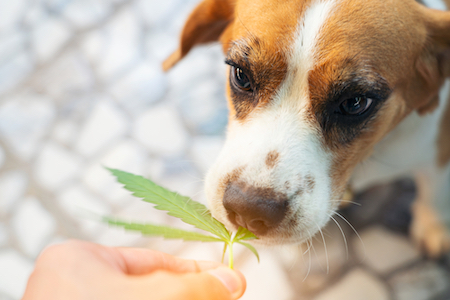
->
[[303, 236, 313, 255], [334, 211, 367, 261], [315, 221, 329, 274], [329, 214, 349, 260], [302, 239, 312, 282], [330, 200, 362, 206]]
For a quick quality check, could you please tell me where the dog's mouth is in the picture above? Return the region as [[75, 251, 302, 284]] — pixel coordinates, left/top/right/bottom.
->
[[210, 193, 334, 246]]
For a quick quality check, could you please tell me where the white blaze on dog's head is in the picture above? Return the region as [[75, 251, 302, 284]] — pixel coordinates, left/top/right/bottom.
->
[[204, 0, 338, 244], [165, 0, 450, 244]]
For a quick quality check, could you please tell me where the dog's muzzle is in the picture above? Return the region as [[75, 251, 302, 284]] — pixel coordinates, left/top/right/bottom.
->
[[222, 181, 289, 235]]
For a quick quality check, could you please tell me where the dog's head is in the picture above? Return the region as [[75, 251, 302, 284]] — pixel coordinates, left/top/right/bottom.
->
[[164, 0, 450, 244]]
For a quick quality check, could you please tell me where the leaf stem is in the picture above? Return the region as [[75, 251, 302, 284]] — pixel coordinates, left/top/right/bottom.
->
[[228, 241, 234, 269], [221, 243, 228, 264]]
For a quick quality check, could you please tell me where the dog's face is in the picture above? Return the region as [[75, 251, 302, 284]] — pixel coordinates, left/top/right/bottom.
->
[[165, 0, 450, 244]]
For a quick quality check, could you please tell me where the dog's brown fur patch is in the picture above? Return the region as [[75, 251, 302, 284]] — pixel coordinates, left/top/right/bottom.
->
[[437, 92, 450, 167], [305, 175, 315, 193], [265, 150, 280, 169]]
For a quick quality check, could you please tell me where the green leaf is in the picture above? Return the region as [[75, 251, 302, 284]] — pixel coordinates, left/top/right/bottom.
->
[[235, 226, 258, 241], [107, 168, 230, 241], [237, 241, 260, 263], [105, 218, 223, 242]]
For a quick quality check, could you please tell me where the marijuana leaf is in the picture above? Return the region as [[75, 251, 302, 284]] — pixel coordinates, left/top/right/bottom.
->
[[107, 168, 230, 241], [104, 218, 223, 242], [105, 168, 259, 268]]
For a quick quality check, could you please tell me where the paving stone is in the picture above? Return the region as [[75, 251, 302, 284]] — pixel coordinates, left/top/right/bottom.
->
[[389, 262, 450, 300], [58, 184, 111, 234], [167, 46, 228, 135], [114, 199, 167, 225], [109, 61, 167, 115], [0, 51, 33, 96], [0, 94, 55, 160], [83, 9, 141, 80], [133, 105, 188, 157], [281, 221, 349, 295], [166, 46, 223, 89], [75, 100, 128, 157], [32, 51, 94, 99], [62, 0, 111, 29], [434, 289, 450, 300], [157, 173, 204, 203], [157, 0, 201, 35], [178, 79, 228, 135], [97, 225, 143, 247], [52, 120, 78, 146], [190, 136, 224, 174], [0, 170, 28, 216], [314, 268, 389, 300], [12, 196, 56, 257], [238, 249, 295, 300], [176, 242, 224, 262], [0, 250, 33, 299], [0, 293, 15, 300], [343, 179, 415, 233], [354, 226, 420, 274], [32, 17, 72, 63], [0, 223, 7, 247], [23, 2, 48, 27], [34, 142, 82, 190], [145, 31, 178, 63], [82, 140, 148, 204], [0, 0, 26, 31], [0, 145, 4, 169], [134, 0, 180, 27], [0, 29, 27, 60]]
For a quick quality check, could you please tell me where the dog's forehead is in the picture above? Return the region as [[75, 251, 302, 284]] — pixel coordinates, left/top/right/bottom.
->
[[230, 0, 423, 74]]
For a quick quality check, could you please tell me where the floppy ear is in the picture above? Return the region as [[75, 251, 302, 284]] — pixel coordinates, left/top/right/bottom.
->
[[413, 7, 450, 115], [162, 0, 234, 71]]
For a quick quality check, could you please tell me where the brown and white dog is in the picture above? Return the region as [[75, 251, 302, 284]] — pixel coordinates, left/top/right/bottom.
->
[[163, 0, 450, 257]]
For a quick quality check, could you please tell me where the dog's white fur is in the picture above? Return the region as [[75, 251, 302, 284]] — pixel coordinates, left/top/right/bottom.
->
[[206, 0, 343, 244]]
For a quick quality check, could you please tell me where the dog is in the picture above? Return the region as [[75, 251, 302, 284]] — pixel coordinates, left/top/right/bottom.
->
[[163, 0, 450, 258]]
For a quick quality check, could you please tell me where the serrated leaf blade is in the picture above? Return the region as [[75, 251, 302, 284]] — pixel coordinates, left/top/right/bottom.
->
[[105, 218, 224, 242], [237, 241, 260, 262], [235, 226, 258, 241], [107, 168, 230, 240]]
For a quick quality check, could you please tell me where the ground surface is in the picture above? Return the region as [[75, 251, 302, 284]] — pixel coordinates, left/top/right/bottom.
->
[[0, 0, 449, 299]]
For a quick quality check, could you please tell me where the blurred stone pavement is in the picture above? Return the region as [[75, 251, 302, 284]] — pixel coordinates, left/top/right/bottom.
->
[[0, 0, 449, 299]]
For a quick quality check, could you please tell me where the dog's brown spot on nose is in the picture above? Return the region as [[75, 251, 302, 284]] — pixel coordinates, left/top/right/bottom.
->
[[293, 186, 304, 197], [305, 175, 315, 192], [265, 150, 280, 169], [219, 167, 244, 192]]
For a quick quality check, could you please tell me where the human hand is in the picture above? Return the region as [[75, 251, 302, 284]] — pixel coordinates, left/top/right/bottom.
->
[[23, 240, 246, 300]]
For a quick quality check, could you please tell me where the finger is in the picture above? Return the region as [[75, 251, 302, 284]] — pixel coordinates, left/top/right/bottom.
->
[[112, 247, 222, 275], [134, 266, 246, 300]]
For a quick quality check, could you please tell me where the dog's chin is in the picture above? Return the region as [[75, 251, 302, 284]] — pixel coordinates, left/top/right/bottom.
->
[[223, 221, 318, 246], [250, 234, 312, 246]]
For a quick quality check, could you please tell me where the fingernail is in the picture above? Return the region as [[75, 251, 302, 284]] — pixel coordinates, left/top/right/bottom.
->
[[208, 267, 243, 296]]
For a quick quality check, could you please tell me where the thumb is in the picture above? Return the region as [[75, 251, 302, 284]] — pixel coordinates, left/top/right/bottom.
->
[[140, 266, 246, 300], [177, 266, 246, 300], [205, 267, 246, 299]]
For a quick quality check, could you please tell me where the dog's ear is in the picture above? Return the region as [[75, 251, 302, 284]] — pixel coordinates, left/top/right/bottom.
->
[[162, 0, 234, 71], [412, 7, 450, 115]]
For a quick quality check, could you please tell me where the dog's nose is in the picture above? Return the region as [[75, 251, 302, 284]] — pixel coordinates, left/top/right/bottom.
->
[[223, 182, 288, 235]]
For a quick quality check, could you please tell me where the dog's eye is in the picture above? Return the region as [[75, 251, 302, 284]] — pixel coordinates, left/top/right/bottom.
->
[[339, 96, 373, 115], [231, 66, 252, 92]]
